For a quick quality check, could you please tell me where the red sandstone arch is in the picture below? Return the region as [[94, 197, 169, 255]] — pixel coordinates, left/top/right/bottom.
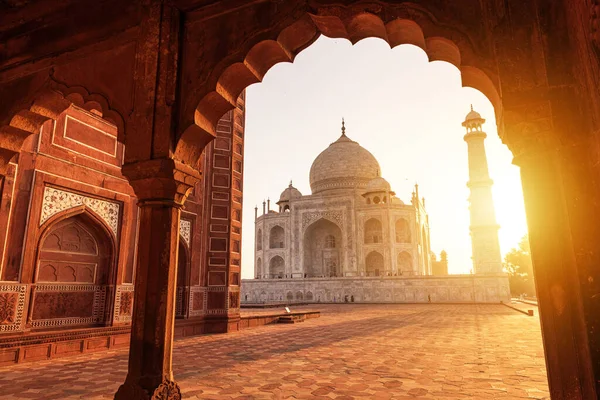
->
[[30, 207, 117, 329], [0, 83, 125, 176], [176, 11, 502, 168]]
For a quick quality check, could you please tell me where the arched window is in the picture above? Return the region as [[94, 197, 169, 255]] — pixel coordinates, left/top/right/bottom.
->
[[256, 229, 262, 251], [373, 196, 381, 204], [296, 291, 304, 300], [395, 218, 411, 243], [365, 251, 384, 276], [269, 225, 285, 248], [324, 235, 336, 249], [256, 257, 262, 278], [397, 251, 412, 273], [364, 218, 383, 244], [306, 291, 314, 301], [269, 255, 285, 278], [286, 291, 294, 300]]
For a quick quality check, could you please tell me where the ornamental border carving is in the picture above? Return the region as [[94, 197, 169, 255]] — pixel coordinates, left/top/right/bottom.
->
[[114, 285, 135, 323], [40, 186, 121, 237], [188, 286, 206, 317], [205, 286, 228, 315], [0, 285, 27, 333], [31, 285, 107, 328], [301, 210, 344, 232], [179, 219, 191, 247]]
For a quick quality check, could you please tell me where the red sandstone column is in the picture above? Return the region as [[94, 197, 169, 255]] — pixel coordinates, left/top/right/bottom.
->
[[516, 149, 598, 399], [116, 159, 200, 400]]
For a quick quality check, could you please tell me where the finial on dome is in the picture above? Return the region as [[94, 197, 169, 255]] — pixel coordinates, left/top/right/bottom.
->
[[470, 104, 473, 112], [289, 180, 293, 188], [341, 118, 346, 136]]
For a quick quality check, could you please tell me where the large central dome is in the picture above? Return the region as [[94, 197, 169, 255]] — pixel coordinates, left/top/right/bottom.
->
[[309, 123, 380, 194]]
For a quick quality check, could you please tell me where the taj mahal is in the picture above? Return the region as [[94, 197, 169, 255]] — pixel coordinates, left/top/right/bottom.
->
[[241, 109, 510, 304]]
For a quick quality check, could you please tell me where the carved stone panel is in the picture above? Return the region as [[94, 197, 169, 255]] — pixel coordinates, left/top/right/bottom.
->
[[114, 285, 135, 323], [31, 284, 106, 329], [0, 285, 26, 333], [179, 219, 191, 247], [40, 186, 121, 237]]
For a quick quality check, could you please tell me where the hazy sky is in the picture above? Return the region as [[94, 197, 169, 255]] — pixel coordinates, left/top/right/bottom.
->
[[241, 36, 528, 278]]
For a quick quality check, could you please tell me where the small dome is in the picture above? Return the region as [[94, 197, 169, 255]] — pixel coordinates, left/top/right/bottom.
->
[[465, 109, 482, 121], [364, 176, 391, 193], [277, 182, 302, 204], [391, 196, 404, 205], [309, 121, 380, 194]]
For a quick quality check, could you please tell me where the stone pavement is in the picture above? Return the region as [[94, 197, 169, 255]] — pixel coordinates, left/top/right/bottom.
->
[[0, 304, 549, 399]]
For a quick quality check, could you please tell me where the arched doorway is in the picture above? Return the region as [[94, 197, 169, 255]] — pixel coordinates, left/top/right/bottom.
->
[[32, 212, 114, 329], [303, 218, 343, 277], [269, 255, 285, 278], [175, 239, 190, 319], [365, 251, 384, 277], [395, 218, 411, 243], [397, 251, 412, 275]]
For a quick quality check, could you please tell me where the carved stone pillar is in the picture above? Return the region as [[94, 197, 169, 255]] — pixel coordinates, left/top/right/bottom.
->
[[116, 158, 200, 400], [504, 105, 599, 398]]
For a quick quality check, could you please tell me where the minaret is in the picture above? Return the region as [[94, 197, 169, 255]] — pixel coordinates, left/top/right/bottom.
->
[[462, 106, 502, 274]]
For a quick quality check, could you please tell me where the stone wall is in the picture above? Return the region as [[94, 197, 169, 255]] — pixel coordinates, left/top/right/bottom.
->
[[241, 275, 510, 304]]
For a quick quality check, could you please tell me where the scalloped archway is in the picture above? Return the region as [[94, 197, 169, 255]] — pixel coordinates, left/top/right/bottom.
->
[[175, 11, 502, 168]]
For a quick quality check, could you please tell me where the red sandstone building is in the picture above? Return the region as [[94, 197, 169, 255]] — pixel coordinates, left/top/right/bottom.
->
[[0, 92, 246, 360], [0, 1, 599, 399]]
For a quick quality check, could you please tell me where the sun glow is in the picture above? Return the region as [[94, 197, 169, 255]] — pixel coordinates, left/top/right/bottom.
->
[[242, 36, 528, 277]]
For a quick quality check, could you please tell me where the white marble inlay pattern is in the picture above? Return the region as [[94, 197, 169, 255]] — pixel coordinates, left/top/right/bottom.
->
[[40, 186, 120, 237], [180, 219, 191, 246]]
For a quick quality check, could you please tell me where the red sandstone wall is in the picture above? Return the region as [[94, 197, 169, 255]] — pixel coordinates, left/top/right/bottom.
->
[[0, 94, 245, 336]]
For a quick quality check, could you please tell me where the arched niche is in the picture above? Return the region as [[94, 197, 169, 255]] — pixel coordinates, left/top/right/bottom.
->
[[269, 225, 285, 249], [364, 218, 383, 244], [395, 218, 411, 243], [397, 251, 412, 275], [32, 211, 115, 329], [269, 255, 285, 278], [365, 251, 384, 277], [303, 218, 343, 277], [256, 257, 262, 279], [176, 238, 190, 319], [256, 229, 263, 250]]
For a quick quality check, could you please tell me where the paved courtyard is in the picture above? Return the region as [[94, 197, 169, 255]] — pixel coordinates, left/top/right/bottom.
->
[[0, 304, 549, 399]]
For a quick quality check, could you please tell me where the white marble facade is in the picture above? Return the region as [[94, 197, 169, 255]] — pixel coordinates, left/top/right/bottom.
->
[[242, 120, 510, 304], [241, 275, 510, 304]]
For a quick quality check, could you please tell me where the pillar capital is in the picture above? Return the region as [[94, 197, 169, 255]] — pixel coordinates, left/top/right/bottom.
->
[[122, 158, 201, 205]]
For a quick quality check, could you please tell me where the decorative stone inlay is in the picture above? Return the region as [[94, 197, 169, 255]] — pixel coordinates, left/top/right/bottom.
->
[[188, 286, 206, 317], [179, 219, 191, 246], [301, 210, 344, 231], [152, 379, 182, 400], [40, 186, 121, 237], [31, 284, 106, 328], [0, 285, 27, 332], [114, 285, 135, 323], [0, 292, 17, 324], [228, 286, 240, 310]]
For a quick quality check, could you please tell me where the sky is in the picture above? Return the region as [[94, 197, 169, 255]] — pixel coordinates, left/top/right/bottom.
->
[[240, 36, 528, 278]]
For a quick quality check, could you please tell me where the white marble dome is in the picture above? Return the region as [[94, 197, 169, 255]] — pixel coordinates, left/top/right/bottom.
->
[[309, 131, 380, 194], [278, 182, 302, 203], [465, 109, 482, 121], [364, 176, 391, 193]]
